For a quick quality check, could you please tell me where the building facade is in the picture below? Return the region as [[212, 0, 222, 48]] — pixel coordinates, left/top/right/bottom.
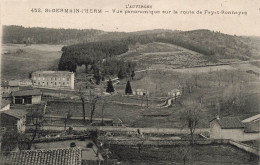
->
[[1, 109, 27, 133], [32, 71, 75, 89], [1, 81, 20, 96], [210, 117, 260, 141], [12, 89, 42, 104]]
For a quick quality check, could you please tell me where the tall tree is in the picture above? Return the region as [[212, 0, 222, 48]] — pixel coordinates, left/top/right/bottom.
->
[[131, 70, 135, 80], [64, 111, 72, 131], [106, 79, 114, 93], [93, 67, 101, 85], [181, 100, 201, 145], [89, 90, 99, 123], [79, 88, 86, 123], [125, 80, 133, 95]]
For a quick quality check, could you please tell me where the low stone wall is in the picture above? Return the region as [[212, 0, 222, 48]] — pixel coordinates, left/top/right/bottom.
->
[[39, 125, 209, 135], [229, 140, 260, 156], [102, 139, 230, 146]]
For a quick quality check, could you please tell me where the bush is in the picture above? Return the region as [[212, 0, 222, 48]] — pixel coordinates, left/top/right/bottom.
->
[[87, 142, 94, 148]]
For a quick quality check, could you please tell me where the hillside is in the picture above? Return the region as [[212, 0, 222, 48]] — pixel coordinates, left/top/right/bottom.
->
[[58, 29, 260, 77], [2, 25, 174, 45]]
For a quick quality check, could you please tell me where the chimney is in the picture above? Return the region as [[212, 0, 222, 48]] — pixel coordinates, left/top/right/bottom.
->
[[216, 115, 220, 120]]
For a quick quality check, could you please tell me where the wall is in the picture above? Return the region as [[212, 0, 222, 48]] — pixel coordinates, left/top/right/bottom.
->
[[221, 128, 245, 141], [210, 121, 221, 139], [210, 121, 260, 141], [0, 104, 10, 112], [17, 116, 26, 133], [32, 95, 41, 104], [1, 114, 17, 131], [35, 125, 209, 134]]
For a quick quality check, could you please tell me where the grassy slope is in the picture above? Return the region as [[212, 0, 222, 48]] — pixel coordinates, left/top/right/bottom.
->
[[109, 145, 258, 165], [1, 44, 62, 80]]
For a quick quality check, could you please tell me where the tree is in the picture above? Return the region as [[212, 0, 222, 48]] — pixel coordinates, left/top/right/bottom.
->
[[64, 111, 72, 131], [117, 68, 126, 79], [106, 79, 114, 93], [93, 67, 101, 85], [125, 80, 133, 95], [178, 145, 191, 165], [89, 91, 99, 123], [131, 70, 135, 80], [25, 107, 46, 150], [79, 88, 87, 123], [181, 100, 201, 145]]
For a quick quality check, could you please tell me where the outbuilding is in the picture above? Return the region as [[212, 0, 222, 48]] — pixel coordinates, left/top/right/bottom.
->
[[1, 109, 27, 133], [12, 89, 42, 104]]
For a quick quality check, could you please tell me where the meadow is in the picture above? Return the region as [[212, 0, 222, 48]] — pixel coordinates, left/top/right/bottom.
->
[[1, 44, 63, 80]]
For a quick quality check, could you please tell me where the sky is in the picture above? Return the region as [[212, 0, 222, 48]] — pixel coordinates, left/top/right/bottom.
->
[[1, 0, 260, 36]]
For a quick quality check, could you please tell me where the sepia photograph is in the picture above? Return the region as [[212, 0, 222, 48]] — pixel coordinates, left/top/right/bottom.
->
[[0, 0, 260, 164]]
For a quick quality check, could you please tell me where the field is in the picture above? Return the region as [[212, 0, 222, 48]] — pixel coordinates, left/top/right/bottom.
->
[[108, 145, 258, 165], [1, 44, 63, 80]]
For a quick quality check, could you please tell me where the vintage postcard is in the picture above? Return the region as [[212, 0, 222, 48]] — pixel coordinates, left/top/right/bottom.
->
[[0, 0, 260, 164]]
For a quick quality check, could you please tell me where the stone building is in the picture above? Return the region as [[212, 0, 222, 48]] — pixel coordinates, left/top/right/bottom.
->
[[32, 71, 75, 89], [1, 109, 27, 133]]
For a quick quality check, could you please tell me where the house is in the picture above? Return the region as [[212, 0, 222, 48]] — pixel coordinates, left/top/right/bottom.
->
[[168, 89, 181, 97], [210, 116, 260, 141], [32, 71, 75, 89], [0, 147, 82, 165], [1, 80, 20, 96], [113, 118, 123, 126], [0, 100, 11, 112], [12, 89, 42, 104], [133, 89, 149, 96], [1, 109, 27, 133]]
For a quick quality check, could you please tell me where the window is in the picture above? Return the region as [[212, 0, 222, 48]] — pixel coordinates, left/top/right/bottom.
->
[[55, 82, 56, 85], [67, 78, 69, 81], [63, 82, 65, 85], [51, 78, 53, 80], [38, 82, 40, 85], [55, 78, 56, 80]]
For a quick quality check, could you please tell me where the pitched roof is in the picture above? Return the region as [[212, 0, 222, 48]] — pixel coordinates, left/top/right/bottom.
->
[[0, 148, 82, 165], [12, 89, 42, 97], [2, 109, 27, 119], [1, 80, 19, 87], [213, 117, 245, 129], [1, 100, 10, 109], [244, 121, 260, 133], [33, 71, 74, 74], [242, 114, 260, 123]]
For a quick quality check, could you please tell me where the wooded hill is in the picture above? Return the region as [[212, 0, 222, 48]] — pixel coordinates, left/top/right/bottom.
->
[[58, 29, 257, 75]]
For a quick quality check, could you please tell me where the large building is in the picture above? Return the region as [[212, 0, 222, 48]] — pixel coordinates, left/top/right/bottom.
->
[[32, 71, 75, 89]]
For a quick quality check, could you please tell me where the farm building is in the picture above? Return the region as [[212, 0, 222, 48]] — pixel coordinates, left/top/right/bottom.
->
[[0, 109, 27, 133], [32, 71, 75, 89], [0, 100, 10, 112], [113, 118, 123, 126], [210, 116, 260, 141], [167, 89, 181, 97], [1, 80, 20, 96], [133, 89, 149, 96], [12, 89, 42, 104]]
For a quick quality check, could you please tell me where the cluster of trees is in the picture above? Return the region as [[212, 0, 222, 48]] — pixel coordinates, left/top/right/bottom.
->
[[3, 25, 104, 44]]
